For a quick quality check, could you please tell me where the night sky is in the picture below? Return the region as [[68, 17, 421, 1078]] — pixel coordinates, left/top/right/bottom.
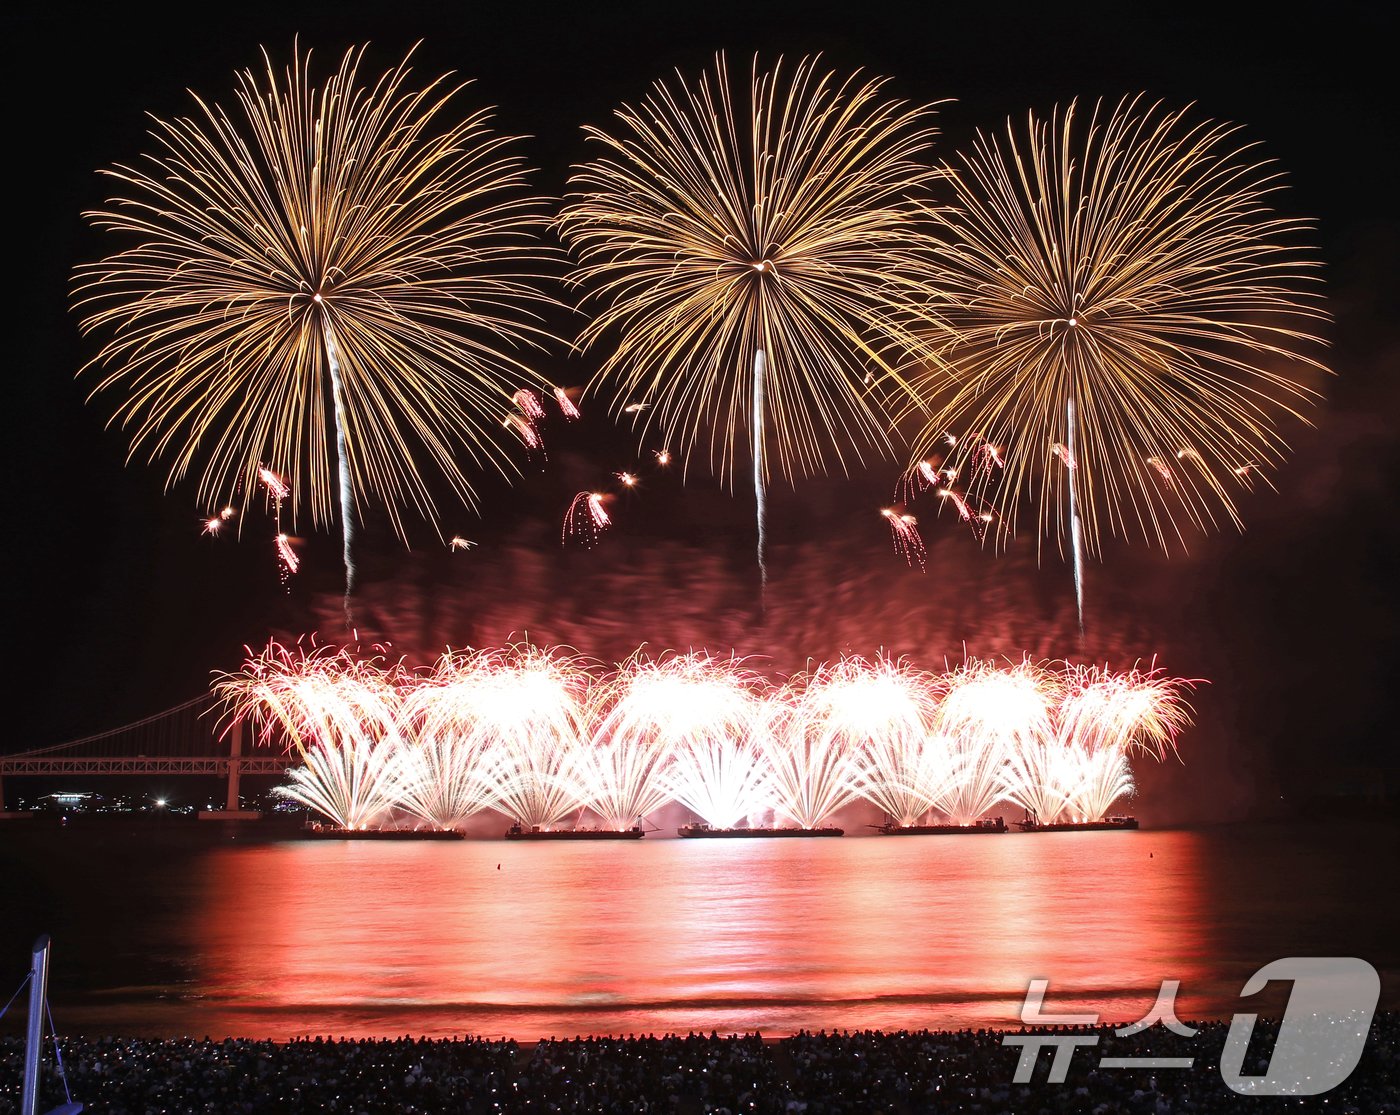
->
[[8, 0, 1398, 818]]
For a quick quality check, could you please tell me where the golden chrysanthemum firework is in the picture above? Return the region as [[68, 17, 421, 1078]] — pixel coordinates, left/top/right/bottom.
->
[[73, 44, 559, 544], [908, 96, 1329, 555], [559, 53, 951, 484]]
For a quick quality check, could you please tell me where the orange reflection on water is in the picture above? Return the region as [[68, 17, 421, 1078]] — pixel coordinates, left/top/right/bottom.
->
[[187, 830, 1209, 1039]]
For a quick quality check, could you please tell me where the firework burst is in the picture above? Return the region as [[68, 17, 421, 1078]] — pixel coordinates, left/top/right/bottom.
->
[[880, 508, 927, 569], [783, 657, 932, 828], [561, 491, 611, 546], [215, 639, 405, 829], [612, 652, 774, 829], [559, 54, 952, 596], [906, 96, 1328, 561], [75, 44, 560, 610]]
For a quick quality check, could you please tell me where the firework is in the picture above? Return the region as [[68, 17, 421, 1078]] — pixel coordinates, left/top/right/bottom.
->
[[561, 491, 611, 546], [880, 508, 927, 570], [448, 536, 477, 552], [653, 449, 671, 467], [905, 95, 1328, 563], [504, 413, 543, 451], [932, 659, 1060, 823], [615, 471, 638, 488], [783, 657, 932, 828], [215, 640, 405, 829], [554, 386, 582, 419], [258, 467, 291, 503], [202, 516, 223, 536], [513, 389, 546, 420], [218, 643, 1194, 833], [566, 658, 679, 829], [75, 44, 560, 612], [275, 533, 300, 576], [560, 54, 951, 599], [610, 652, 774, 829], [1145, 456, 1176, 486]]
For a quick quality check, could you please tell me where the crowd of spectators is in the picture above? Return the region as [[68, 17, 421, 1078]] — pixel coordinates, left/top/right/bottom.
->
[[1, 1012, 1394, 1114]]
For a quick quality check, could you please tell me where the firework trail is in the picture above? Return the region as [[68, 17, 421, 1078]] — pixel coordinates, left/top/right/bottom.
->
[[880, 508, 927, 570], [513, 389, 546, 420], [326, 331, 356, 617], [1067, 397, 1085, 640], [258, 467, 291, 502], [75, 44, 561, 614], [754, 348, 768, 604], [559, 54, 951, 602], [893, 457, 944, 506], [554, 386, 582, 420], [504, 413, 543, 452], [275, 533, 300, 579], [1145, 456, 1176, 486], [562, 492, 611, 546], [904, 95, 1328, 571]]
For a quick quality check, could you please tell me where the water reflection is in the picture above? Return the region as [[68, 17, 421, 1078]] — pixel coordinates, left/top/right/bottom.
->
[[185, 832, 1212, 1038]]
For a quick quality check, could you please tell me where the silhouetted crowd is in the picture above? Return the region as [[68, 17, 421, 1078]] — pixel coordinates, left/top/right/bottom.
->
[[2, 1012, 1395, 1113]]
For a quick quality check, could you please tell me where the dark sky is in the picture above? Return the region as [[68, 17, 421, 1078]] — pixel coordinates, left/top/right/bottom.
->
[[7, 0, 1398, 813]]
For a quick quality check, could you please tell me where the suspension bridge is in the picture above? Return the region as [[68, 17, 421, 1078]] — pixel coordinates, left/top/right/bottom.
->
[[0, 696, 291, 816]]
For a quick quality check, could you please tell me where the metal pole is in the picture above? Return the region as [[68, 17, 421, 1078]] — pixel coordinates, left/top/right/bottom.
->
[[225, 720, 243, 813], [21, 934, 50, 1115]]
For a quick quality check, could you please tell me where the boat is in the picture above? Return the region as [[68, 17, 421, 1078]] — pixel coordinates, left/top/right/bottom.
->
[[303, 824, 464, 840], [1015, 814, 1140, 832], [873, 816, 1007, 835], [677, 823, 844, 838], [505, 824, 645, 841]]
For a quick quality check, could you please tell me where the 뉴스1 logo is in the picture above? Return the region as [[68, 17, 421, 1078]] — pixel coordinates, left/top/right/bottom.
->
[[1003, 957, 1380, 1096]]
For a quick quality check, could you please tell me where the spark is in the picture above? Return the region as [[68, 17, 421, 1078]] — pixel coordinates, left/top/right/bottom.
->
[[512, 389, 545, 420], [1145, 456, 1176, 486], [615, 471, 638, 487], [880, 508, 927, 570], [202, 516, 223, 536], [504, 413, 542, 451], [562, 491, 611, 546], [653, 449, 671, 467], [553, 386, 582, 420], [448, 536, 476, 552], [622, 402, 650, 414], [258, 467, 290, 502], [275, 533, 299, 575]]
